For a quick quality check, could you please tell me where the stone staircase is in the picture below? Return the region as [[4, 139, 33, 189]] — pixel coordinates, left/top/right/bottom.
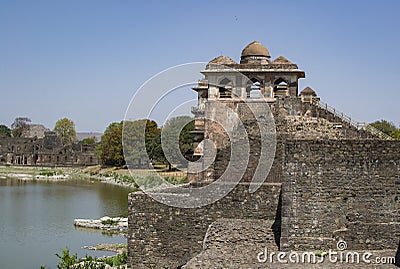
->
[[311, 99, 392, 140]]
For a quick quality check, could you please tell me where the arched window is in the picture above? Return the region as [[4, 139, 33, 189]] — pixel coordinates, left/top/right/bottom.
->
[[279, 81, 288, 86], [247, 78, 262, 98], [218, 78, 232, 98], [273, 78, 289, 98], [274, 78, 288, 87]]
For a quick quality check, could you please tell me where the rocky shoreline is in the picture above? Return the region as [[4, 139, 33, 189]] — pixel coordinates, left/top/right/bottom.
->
[[74, 216, 128, 234], [0, 166, 138, 189], [83, 243, 127, 254]]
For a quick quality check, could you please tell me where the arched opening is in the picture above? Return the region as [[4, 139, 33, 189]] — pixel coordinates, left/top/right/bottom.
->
[[273, 78, 289, 98], [218, 78, 232, 99], [247, 78, 262, 98]]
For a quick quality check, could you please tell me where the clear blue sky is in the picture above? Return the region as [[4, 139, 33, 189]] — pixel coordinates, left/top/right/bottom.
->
[[1, 0, 400, 132]]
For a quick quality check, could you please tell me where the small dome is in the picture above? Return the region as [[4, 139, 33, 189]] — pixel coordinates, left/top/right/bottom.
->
[[271, 56, 294, 65], [241, 41, 270, 57], [300, 87, 317, 96], [208, 56, 237, 65]]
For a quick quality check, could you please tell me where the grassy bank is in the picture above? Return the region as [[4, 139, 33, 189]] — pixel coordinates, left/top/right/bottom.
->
[[79, 165, 187, 188], [0, 166, 73, 179], [0, 165, 188, 188]]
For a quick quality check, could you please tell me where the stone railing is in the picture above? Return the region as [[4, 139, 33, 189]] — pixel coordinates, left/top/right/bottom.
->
[[191, 106, 205, 115], [198, 79, 208, 87], [311, 98, 392, 140]]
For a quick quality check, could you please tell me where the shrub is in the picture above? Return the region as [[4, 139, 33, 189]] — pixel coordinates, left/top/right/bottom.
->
[[49, 247, 126, 269], [56, 247, 77, 269], [101, 219, 118, 226], [101, 251, 127, 267]]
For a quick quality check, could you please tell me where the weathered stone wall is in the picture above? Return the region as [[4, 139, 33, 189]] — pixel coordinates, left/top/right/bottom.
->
[[195, 97, 373, 184], [302, 101, 374, 139], [127, 182, 281, 269], [183, 219, 279, 268], [276, 116, 365, 139], [281, 139, 400, 251], [198, 100, 277, 183], [0, 136, 98, 166]]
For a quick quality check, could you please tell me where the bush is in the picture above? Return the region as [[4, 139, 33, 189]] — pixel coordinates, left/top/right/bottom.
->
[[101, 219, 118, 226], [101, 251, 127, 267], [55, 247, 78, 269], [38, 169, 64, 177], [52, 247, 117, 269], [39, 170, 56, 177]]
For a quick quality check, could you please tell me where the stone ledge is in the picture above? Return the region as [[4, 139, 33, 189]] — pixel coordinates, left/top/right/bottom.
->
[[74, 216, 128, 233]]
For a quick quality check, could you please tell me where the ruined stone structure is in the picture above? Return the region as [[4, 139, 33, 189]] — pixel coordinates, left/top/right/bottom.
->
[[21, 124, 49, 139], [128, 41, 399, 268], [0, 131, 98, 166]]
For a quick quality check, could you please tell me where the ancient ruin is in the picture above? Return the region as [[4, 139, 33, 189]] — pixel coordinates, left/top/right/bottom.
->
[[0, 129, 98, 166], [128, 41, 400, 268]]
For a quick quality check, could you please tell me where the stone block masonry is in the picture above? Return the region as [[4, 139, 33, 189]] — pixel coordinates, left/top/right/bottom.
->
[[281, 139, 400, 251], [127, 40, 400, 268], [183, 219, 279, 268], [127, 183, 281, 268]]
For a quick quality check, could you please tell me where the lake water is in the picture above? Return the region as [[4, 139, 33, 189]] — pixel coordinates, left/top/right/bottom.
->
[[0, 177, 132, 269]]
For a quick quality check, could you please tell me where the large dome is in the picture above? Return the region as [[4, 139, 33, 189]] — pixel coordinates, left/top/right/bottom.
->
[[241, 41, 270, 57]]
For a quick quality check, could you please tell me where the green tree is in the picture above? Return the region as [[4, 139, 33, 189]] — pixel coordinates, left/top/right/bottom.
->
[[123, 119, 160, 168], [98, 122, 124, 166], [80, 136, 97, 145], [0, 124, 11, 137], [147, 131, 164, 165], [369, 120, 398, 136], [178, 118, 195, 157], [150, 116, 194, 170], [390, 129, 400, 140], [54, 118, 77, 145], [11, 117, 31, 137]]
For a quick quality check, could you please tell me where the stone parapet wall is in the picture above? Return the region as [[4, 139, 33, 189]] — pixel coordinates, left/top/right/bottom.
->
[[281, 139, 400, 251], [302, 101, 375, 139], [183, 219, 278, 268], [127, 183, 281, 268], [277, 116, 363, 139]]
